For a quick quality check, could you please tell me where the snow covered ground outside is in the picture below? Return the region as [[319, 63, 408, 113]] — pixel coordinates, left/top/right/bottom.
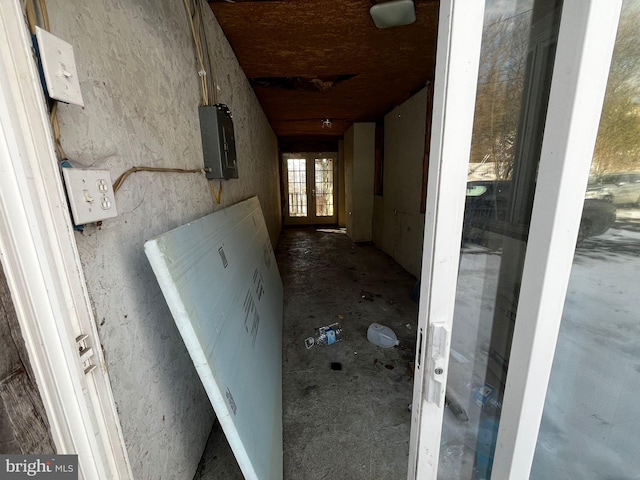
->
[[439, 208, 640, 479]]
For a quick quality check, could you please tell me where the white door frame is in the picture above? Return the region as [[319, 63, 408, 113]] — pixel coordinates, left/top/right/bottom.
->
[[0, 0, 132, 478], [408, 0, 486, 477], [409, 0, 621, 478]]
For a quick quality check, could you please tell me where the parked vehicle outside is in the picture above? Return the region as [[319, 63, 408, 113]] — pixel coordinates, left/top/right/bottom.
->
[[464, 181, 617, 244], [586, 172, 640, 205]]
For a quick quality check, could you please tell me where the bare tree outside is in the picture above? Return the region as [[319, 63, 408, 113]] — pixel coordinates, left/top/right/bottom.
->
[[592, 3, 640, 178], [469, 11, 532, 180], [469, 1, 640, 181]]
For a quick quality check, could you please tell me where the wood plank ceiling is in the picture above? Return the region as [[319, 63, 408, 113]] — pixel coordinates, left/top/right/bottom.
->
[[208, 0, 439, 149]]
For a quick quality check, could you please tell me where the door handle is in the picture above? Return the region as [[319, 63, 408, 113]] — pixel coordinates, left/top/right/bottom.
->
[[425, 324, 450, 405]]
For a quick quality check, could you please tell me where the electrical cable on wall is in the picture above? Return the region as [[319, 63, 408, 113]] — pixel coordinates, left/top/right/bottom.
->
[[38, 0, 50, 30], [25, 0, 66, 160], [208, 179, 222, 204], [183, 0, 232, 202], [26, 0, 223, 215], [197, 0, 218, 104], [50, 102, 66, 160], [183, 0, 218, 106], [182, 0, 208, 105], [25, 0, 220, 208], [24, 0, 37, 34], [113, 167, 210, 194]]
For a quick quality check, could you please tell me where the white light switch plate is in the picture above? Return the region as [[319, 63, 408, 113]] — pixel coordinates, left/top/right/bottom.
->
[[62, 168, 118, 225], [35, 26, 84, 106]]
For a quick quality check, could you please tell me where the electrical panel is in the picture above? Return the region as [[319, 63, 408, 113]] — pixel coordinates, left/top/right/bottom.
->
[[199, 104, 238, 180]]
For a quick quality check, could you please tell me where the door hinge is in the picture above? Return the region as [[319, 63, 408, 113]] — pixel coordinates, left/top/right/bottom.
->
[[76, 333, 97, 375]]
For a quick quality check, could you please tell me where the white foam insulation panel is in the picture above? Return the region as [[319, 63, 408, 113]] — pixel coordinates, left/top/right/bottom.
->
[[144, 196, 283, 480]]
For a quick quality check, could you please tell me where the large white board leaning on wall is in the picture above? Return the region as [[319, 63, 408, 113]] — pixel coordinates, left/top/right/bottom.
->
[[144, 196, 283, 480]]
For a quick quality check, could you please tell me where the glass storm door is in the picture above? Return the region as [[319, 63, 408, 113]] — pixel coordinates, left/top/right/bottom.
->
[[284, 153, 337, 225], [530, 0, 640, 476], [408, 0, 622, 479]]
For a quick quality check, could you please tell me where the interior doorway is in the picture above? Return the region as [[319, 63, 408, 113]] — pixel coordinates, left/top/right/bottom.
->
[[283, 153, 338, 225]]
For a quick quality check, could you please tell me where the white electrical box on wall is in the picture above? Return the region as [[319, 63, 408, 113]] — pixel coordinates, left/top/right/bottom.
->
[[62, 168, 118, 225], [35, 26, 84, 106]]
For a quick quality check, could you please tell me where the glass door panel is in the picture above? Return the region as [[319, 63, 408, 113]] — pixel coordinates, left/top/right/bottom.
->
[[314, 157, 334, 218], [287, 158, 308, 218], [531, 1, 640, 477], [439, 1, 562, 478]]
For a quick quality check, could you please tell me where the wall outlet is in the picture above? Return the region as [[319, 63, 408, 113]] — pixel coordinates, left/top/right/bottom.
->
[[62, 168, 118, 225]]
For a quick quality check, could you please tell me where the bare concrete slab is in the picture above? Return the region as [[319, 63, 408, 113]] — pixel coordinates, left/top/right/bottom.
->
[[197, 227, 418, 480]]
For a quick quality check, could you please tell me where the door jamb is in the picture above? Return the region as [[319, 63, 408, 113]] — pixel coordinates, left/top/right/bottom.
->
[[408, 0, 486, 477], [0, 0, 132, 477]]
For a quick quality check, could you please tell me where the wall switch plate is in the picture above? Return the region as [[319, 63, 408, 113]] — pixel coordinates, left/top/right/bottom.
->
[[35, 26, 84, 106], [62, 168, 118, 225]]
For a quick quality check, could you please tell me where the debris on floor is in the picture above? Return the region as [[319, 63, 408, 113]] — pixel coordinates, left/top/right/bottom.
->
[[280, 228, 419, 479], [197, 227, 420, 478], [387, 298, 400, 309], [304, 322, 343, 349], [360, 290, 377, 301], [303, 385, 317, 396], [367, 322, 400, 348]]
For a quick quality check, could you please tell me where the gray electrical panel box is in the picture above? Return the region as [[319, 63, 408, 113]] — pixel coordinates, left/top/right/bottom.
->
[[198, 104, 238, 180]]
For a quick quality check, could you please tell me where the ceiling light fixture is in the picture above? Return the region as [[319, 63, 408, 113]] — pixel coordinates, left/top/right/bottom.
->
[[370, 0, 416, 29], [321, 119, 333, 129]]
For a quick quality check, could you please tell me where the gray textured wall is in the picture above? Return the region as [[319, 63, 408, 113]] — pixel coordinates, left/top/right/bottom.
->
[[47, 0, 280, 477], [372, 88, 427, 278]]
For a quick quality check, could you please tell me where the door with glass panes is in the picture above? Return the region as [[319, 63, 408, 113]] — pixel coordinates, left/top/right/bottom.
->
[[409, 0, 623, 478], [283, 153, 337, 225]]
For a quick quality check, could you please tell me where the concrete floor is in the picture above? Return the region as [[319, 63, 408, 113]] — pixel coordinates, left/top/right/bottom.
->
[[195, 227, 419, 480]]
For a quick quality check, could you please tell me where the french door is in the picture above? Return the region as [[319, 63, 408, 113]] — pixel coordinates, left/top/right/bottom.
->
[[410, 0, 623, 479], [283, 152, 337, 225]]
